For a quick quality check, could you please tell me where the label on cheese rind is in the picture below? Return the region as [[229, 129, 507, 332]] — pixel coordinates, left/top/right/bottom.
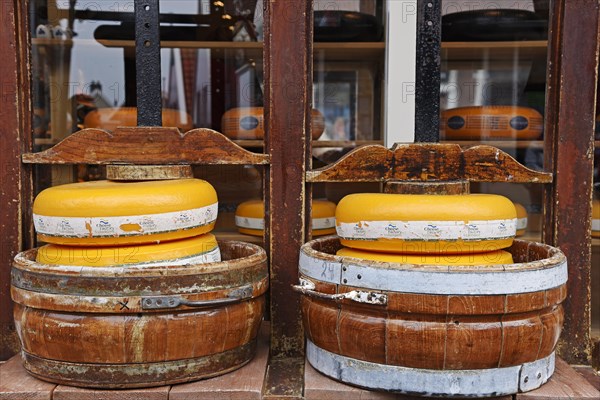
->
[[336, 219, 517, 242], [235, 216, 335, 231], [592, 219, 600, 232], [516, 217, 528, 231], [235, 216, 264, 230], [34, 203, 218, 238], [312, 217, 336, 230]]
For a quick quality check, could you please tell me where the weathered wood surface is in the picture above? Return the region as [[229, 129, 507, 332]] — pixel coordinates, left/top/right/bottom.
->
[[542, 0, 599, 364], [0, 0, 33, 359], [21, 127, 269, 165], [572, 366, 600, 391], [52, 385, 169, 400], [169, 323, 269, 400], [262, 356, 305, 400], [263, 0, 310, 396], [11, 241, 267, 388], [307, 143, 553, 183], [106, 165, 193, 180], [516, 358, 600, 399], [0, 356, 56, 400], [304, 360, 513, 400], [383, 180, 470, 195]]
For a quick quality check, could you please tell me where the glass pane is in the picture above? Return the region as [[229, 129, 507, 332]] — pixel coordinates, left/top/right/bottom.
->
[[440, 0, 549, 241], [30, 0, 265, 240], [311, 0, 384, 165]]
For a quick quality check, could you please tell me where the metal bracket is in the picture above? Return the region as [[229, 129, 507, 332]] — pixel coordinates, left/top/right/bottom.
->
[[141, 285, 254, 310], [292, 279, 387, 305], [135, 0, 162, 126]]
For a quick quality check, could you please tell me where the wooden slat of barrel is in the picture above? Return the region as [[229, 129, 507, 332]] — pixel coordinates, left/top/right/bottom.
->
[[302, 297, 340, 355], [445, 314, 503, 369], [500, 311, 545, 367], [386, 313, 447, 370], [447, 294, 506, 315], [538, 307, 564, 360], [387, 292, 448, 315], [338, 304, 386, 364]]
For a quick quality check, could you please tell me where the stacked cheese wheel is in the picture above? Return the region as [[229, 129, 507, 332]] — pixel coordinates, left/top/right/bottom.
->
[[335, 193, 517, 265], [32, 179, 221, 267], [235, 199, 336, 237], [514, 202, 528, 237]]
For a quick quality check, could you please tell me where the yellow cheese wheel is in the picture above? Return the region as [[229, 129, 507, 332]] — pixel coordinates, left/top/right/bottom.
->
[[336, 193, 516, 254], [36, 234, 220, 267], [235, 199, 336, 237], [33, 179, 218, 245], [83, 107, 193, 131], [337, 247, 514, 266], [514, 202, 528, 237], [441, 106, 543, 140], [221, 107, 325, 140], [593, 198, 600, 239]]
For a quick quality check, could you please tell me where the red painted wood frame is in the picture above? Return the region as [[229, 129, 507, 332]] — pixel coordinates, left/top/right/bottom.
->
[[542, 0, 599, 364]]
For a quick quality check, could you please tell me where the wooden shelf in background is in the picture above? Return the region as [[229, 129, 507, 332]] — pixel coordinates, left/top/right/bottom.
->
[[95, 40, 385, 61], [442, 40, 548, 61], [214, 231, 264, 246], [231, 140, 384, 149], [57, 39, 550, 63], [34, 38, 549, 63]]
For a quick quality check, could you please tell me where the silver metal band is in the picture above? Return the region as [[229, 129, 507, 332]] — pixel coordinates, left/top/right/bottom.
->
[[307, 340, 555, 397], [299, 250, 568, 295]]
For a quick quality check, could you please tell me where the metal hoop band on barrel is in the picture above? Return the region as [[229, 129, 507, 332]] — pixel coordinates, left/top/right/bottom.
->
[[307, 340, 555, 397]]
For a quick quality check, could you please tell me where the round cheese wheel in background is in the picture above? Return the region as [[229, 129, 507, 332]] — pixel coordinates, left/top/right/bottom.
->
[[441, 106, 543, 140], [83, 107, 194, 132], [33, 179, 218, 246], [235, 199, 336, 237], [514, 202, 528, 237], [441, 9, 546, 42], [36, 233, 221, 267], [593, 198, 600, 238], [336, 193, 517, 254], [222, 107, 325, 140], [337, 247, 514, 266]]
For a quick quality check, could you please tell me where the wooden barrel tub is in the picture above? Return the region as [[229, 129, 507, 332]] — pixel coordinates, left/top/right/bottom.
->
[[11, 241, 267, 389], [295, 237, 567, 397]]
